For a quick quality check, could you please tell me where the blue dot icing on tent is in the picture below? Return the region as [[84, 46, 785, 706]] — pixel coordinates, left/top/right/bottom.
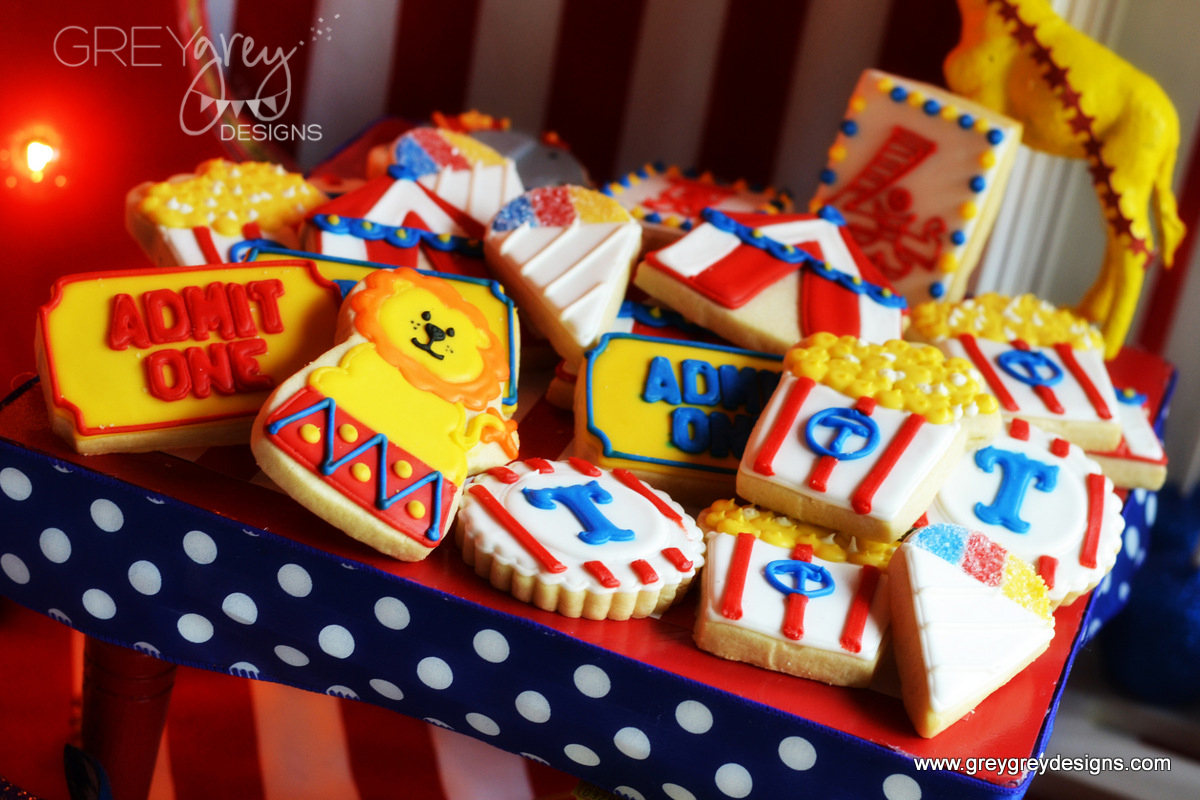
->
[[930, 282, 946, 299], [987, 129, 1005, 145], [840, 120, 858, 136], [970, 176, 986, 192], [819, 169, 837, 185], [950, 230, 967, 246], [890, 86, 908, 102], [923, 99, 941, 116], [958, 114, 975, 130]]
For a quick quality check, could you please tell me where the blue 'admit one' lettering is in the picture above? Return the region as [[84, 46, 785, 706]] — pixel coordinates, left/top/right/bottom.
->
[[522, 482, 635, 545], [973, 446, 1060, 534]]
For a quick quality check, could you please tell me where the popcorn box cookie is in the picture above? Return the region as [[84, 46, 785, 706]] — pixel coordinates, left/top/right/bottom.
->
[[1087, 386, 1168, 490], [911, 294, 1122, 451], [456, 458, 705, 620], [126, 159, 325, 267], [927, 418, 1125, 606], [36, 261, 342, 455], [737, 333, 1001, 542], [811, 69, 1022, 305], [575, 333, 783, 503], [890, 523, 1055, 738], [634, 208, 906, 355]]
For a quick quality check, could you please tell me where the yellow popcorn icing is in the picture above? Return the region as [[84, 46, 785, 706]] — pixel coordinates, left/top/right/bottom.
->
[[701, 499, 895, 569], [783, 332, 998, 425], [1001, 553, 1054, 622], [910, 293, 1105, 351], [138, 159, 323, 236]]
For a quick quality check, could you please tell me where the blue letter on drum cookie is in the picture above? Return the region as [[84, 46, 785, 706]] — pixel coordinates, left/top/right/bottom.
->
[[523, 482, 635, 545], [973, 447, 1059, 534]]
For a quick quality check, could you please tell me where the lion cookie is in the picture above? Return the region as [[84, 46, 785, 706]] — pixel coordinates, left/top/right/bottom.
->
[[910, 293, 1122, 451], [738, 333, 1001, 542], [455, 458, 705, 620], [251, 268, 518, 561], [890, 523, 1055, 738]]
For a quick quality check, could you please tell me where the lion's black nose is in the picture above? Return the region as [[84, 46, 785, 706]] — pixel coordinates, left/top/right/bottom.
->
[[424, 322, 446, 343]]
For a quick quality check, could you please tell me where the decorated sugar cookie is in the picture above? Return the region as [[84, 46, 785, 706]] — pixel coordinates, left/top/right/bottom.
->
[[126, 159, 325, 267], [812, 69, 1021, 305], [889, 523, 1055, 738], [1087, 387, 1168, 490], [602, 162, 792, 252], [576, 333, 783, 503], [927, 418, 1125, 605], [695, 531, 890, 687], [737, 333, 1001, 542], [484, 186, 643, 363], [455, 458, 705, 620], [251, 268, 519, 561], [910, 293, 1122, 451], [634, 208, 906, 355], [37, 261, 342, 455]]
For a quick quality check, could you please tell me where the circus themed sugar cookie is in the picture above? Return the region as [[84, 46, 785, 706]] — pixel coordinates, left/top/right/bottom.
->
[[812, 69, 1022, 305], [126, 159, 325, 267], [455, 458, 705, 620], [485, 186, 642, 363], [251, 268, 518, 561], [927, 418, 1125, 606], [1087, 386, 1168, 490], [737, 333, 1001, 542], [634, 208, 906, 355], [889, 523, 1055, 738], [910, 293, 1123, 451], [695, 531, 890, 687]]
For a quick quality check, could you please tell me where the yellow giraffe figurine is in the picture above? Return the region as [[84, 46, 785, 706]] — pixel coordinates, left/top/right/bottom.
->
[[945, 0, 1185, 358]]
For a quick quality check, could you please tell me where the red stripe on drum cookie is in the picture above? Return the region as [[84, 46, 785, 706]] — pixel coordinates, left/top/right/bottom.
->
[[612, 468, 685, 528], [1079, 473, 1107, 569], [466, 485, 567, 573], [386, 0, 483, 121]]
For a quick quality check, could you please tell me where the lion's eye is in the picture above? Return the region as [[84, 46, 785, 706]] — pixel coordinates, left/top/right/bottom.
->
[[446, 328, 455, 337], [421, 311, 431, 321]]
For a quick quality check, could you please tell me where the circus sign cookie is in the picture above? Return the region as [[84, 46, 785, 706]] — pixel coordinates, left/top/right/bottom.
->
[[634, 208, 906, 355], [485, 186, 642, 363], [251, 268, 518, 562], [737, 334, 1000, 542], [912, 293, 1122, 451], [811, 69, 1021, 305], [695, 531, 890, 688], [36, 260, 342, 455], [576, 333, 783, 502], [456, 458, 705, 620], [928, 418, 1124, 606]]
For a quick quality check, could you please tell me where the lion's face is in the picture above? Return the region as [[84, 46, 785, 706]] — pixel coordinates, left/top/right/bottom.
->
[[350, 268, 508, 410]]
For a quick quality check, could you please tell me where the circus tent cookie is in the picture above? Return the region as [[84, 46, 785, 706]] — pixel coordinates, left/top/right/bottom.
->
[[737, 333, 1001, 542], [812, 69, 1021, 305], [602, 162, 792, 252], [911, 293, 1122, 451], [126, 159, 325, 267], [889, 523, 1055, 738], [927, 418, 1125, 606], [251, 268, 518, 561], [1087, 387, 1168, 490], [455, 458, 705, 620], [634, 208, 906, 355], [484, 186, 642, 363], [695, 531, 890, 687]]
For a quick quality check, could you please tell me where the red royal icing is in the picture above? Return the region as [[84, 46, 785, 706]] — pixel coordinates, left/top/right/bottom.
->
[[192, 225, 223, 263], [959, 334, 1018, 412], [962, 532, 1006, 587], [1012, 340, 1064, 415], [630, 559, 659, 586], [584, 560, 620, 589], [753, 376, 816, 477], [568, 457, 602, 477], [661, 547, 694, 573], [1054, 342, 1113, 420], [611, 469, 685, 529], [1009, 418, 1031, 440], [850, 412, 925, 515], [468, 484, 566, 573], [1079, 473, 1106, 569], [840, 565, 881, 654], [720, 532, 757, 621], [1037, 555, 1058, 590]]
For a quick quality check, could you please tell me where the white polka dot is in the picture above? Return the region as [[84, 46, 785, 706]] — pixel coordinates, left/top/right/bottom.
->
[[1144, 492, 1158, 527], [614, 727, 651, 760], [1098, 573, 1112, 595], [882, 773, 922, 800], [133, 642, 160, 657], [327, 685, 357, 699], [82, 589, 116, 619], [0, 468, 32, 501], [714, 763, 752, 798], [183, 530, 217, 564], [90, 499, 123, 532], [48, 609, 71, 625], [277, 564, 312, 597], [1088, 618, 1102, 640], [1137, 549, 1147, 566], [779, 736, 817, 770], [417, 657, 453, 690], [473, 629, 509, 663], [370, 679, 404, 701], [178, 613, 213, 643], [275, 645, 309, 667], [516, 690, 551, 723], [675, 700, 713, 734], [375, 596, 410, 630], [663, 784, 696, 800], [1, 554, 29, 584], [39, 528, 71, 563], [222, 593, 258, 625], [615, 788, 645, 800], [564, 744, 600, 767], [466, 712, 500, 736], [128, 561, 162, 595], [1133, 488, 1148, 506], [1124, 525, 1140, 559], [230, 662, 260, 678], [574, 664, 610, 698], [1119, 582, 1131, 602], [319, 624, 355, 658]]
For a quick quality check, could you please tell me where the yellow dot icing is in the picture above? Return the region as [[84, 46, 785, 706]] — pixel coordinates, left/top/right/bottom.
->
[[300, 424, 321, 444], [960, 200, 979, 220], [849, 95, 867, 113], [393, 460, 413, 479], [1001, 554, 1053, 622], [338, 423, 359, 443], [407, 500, 426, 519], [829, 143, 847, 163], [909, 293, 1105, 350], [938, 252, 960, 274], [351, 462, 371, 483], [783, 332, 999, 424], [979, 151, 997, 169], [138, 159, 323, 233], [568, 186, 634, 225]]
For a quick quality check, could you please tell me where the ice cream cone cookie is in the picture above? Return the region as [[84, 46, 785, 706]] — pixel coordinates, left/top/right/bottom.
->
[[889, 523, 1055, 738]]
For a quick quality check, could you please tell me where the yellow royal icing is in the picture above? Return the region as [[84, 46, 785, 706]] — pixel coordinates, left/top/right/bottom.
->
[[568, 185, 634, 225], [440, 130, 508, 168], [910, 293, 1105, 350], [1001, 551, 1054, 622]]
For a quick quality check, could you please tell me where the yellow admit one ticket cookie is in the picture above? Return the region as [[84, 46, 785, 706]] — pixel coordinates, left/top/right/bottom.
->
[[37, 260, 343, 453]]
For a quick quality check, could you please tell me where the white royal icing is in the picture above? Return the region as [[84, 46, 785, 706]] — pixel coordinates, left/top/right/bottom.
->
[[1096, 393, 1166, 464], [161, 224, 299, 266], [418, 160, 523, 229]]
